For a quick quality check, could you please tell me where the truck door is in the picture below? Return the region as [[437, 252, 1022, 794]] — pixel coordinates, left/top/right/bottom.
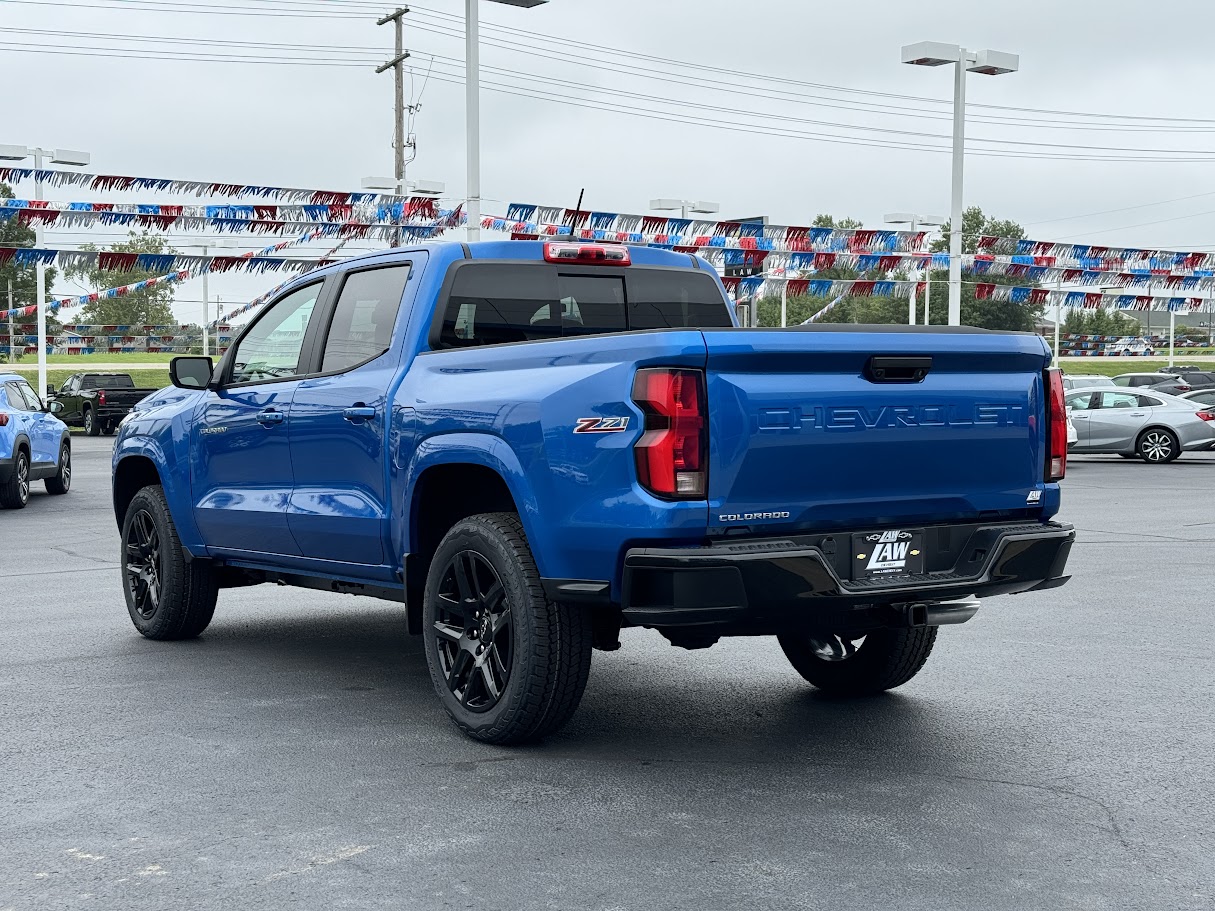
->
[[287, 261, 416, 565], [191, 280, 327, 557]]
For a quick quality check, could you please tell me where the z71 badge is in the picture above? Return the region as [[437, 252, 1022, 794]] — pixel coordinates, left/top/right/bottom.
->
[[574, 416, 630, 434]]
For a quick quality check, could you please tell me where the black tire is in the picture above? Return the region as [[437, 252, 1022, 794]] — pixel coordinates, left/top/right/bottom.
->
[[0, 447, 30, 509], [103, 422, 116, 436], [121, 485, 217, 640], [83, 407, 100, 437], [1136, 427, 1180, 464], [44, 442, 71, 495], [422, 512, 592, 745], [778, 626, 938, 695]]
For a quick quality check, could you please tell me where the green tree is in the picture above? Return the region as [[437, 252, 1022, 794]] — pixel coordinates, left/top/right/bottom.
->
[[928, 206, 1042, 331], [64, 231, 178, 326], [1, 182, 59, 330]]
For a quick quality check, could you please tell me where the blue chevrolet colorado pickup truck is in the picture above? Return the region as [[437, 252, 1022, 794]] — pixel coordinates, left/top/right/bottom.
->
[[112, 240, 1073, 743]]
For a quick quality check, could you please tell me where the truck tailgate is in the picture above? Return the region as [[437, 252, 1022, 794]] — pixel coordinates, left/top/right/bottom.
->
[[703, 326, 1052, 532]]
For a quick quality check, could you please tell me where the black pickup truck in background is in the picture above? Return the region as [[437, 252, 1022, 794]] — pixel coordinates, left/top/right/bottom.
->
[[48, 373, 159, 436]]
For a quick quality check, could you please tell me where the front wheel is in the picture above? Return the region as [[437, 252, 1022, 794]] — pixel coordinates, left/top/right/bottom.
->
[[778, 626, 938, 695], [422, 513, 592, 745], [83, 407, 100, 437], [121, 485, 217, 640], [1137, 427, 1180, 463], [44, 443, 71, 495]]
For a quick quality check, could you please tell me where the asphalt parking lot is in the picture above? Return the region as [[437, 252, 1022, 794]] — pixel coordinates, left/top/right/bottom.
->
[[2, 437, 1212, 910]]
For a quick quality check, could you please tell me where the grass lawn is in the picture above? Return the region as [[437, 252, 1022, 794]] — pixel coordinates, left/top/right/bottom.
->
[[45, 368, 170, 391], [43, 352, 175, 365], [1055, 359, 1210, 377]]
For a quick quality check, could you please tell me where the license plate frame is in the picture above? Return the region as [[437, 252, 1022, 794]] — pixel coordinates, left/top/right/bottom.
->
[[851, 529, 925, 580]]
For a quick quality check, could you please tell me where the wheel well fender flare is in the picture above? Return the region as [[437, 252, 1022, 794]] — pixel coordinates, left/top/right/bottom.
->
[[398, 433, 544, 573]]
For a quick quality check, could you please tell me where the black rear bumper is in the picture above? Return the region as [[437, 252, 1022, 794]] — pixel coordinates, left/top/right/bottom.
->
[[620, 521, 1073, 627]]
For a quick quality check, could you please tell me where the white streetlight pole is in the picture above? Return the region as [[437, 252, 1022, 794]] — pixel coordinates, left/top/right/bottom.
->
[[0, 145, 91, 400], [886, 212, 944, 325], [901, 43, 1019, 327], [650, 198, 721, 223], [465, 0, 548, 243]]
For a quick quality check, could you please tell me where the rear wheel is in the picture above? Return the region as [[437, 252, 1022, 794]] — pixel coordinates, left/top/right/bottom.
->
[[121, 485, 217, 640], [44, 443, 71, 495], [422, 513, 592, 745], [0, 449, 30, 509], [778, 626, 938, 695], [83, 407, 100, 437], [1137, 427, 1180, 463]]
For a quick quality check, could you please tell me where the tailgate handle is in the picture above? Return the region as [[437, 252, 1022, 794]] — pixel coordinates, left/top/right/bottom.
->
[[865, 356, 932, 384]]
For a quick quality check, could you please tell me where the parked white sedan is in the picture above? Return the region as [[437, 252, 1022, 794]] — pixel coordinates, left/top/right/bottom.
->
[[1064, 387, 1215, 463]]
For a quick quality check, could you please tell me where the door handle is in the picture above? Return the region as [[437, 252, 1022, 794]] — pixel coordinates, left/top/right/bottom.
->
[[1129, 412, 1146, 416], [256, 410, 285, 425], [343, 405, 377, 423], [1072, 414, 1089, 419]]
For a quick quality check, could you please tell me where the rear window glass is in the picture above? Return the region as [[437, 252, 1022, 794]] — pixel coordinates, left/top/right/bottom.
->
[[83, 375, 133, 389], [436, 263, 729, 349]]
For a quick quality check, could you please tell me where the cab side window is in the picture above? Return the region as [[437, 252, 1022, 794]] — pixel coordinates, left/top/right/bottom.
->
[[228, 282, 323, 385], [319, 265, 411, 374]]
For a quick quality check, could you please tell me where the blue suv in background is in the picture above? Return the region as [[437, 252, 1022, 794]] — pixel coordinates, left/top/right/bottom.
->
[[0, 373, 72, 509]]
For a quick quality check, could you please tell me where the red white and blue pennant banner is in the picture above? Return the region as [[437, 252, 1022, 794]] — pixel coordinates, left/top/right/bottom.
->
[[0, 167, 412, 204], [0, 230, 341, 320], [493, 208, 928, 252], [1, 200, 464, 241]]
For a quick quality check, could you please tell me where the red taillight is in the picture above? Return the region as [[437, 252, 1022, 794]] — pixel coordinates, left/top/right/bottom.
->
[[97, 390, 107, 406], [543, 242, 631, 266], [0, 414, 8, 427], [632, 368, 707, 499], [1197, 410, 1215, 422], [1045, 367, 1067, 482], [1177, 385, 1192, 392]]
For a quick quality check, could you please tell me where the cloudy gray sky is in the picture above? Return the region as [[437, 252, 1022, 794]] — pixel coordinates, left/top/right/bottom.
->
[[6, 0, 1215, 322]]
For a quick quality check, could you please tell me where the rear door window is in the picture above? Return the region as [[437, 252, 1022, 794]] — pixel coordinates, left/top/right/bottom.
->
[[628, 270, 734, 329], [319, 265, 411, 373]]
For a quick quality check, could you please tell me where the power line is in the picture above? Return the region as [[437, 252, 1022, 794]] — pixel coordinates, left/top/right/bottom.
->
[[10, 0, 1215, 130]]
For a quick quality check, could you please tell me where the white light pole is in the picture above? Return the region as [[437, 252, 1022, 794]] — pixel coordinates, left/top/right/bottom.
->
[[885, 212, 944, 325], [901, 42, 1019, 327], [465, 0, 548, 242], [0, 145, 91, 399], [177, 239, 234, 357], [361, 177, 445, 246]]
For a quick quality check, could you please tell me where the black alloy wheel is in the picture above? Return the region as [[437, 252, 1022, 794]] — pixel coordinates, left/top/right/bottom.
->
[[125, 507, 164, 620], [433, 550, 513, 712]]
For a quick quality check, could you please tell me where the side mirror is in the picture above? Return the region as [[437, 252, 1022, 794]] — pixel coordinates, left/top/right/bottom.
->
[[170, 356, 215, 390], [48, 400, 64, 415], [46, 383, 56, 397]]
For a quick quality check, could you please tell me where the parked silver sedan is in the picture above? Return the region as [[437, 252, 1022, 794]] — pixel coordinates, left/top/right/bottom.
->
[[1065, 387, 1215, 463]]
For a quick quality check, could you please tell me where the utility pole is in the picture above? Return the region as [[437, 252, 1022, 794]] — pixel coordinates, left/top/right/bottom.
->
[[377, 7, 411, 247], [200, 245, 210, 357]]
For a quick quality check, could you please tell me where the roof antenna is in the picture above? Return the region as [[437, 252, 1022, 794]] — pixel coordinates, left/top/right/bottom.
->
[[566, 188, 585, 238]]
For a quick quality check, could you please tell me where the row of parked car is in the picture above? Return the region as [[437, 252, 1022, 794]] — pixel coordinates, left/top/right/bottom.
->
[[1063, 366, 1215, 463]]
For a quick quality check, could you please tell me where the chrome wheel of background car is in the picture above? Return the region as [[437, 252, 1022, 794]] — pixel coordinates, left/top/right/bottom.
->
[[432, 550, 513, 713], [807, 634, 866, 662], [16, 454, 29, 503], [1139, 430, 1174, 463], [125, 509, 163, 619]]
